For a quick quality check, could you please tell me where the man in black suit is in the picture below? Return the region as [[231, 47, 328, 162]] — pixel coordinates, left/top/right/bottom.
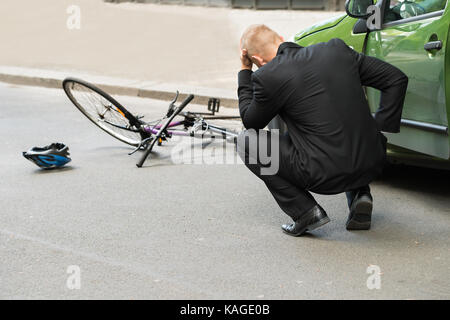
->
[[237, 25, 408, 236]]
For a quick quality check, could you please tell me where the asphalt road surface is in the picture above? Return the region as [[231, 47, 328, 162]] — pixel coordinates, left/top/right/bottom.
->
[[1, 82, 449, 299]]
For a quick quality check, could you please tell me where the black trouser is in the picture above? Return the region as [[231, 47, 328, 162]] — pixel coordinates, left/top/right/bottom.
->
[[237, 129, 369, 222]]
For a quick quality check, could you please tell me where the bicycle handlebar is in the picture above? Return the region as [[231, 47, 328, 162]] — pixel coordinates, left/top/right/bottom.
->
[[177, 94, 195, 110], [136, 94, 195, 168]]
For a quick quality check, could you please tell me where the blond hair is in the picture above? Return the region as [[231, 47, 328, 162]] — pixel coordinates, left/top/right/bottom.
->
[[240, 24, 282, 58]]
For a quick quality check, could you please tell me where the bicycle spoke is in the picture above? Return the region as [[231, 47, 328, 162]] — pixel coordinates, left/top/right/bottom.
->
[[65, 80, 142, 146]]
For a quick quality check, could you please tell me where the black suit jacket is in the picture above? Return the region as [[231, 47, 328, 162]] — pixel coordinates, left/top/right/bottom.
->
[[238, 39, 408, 193]]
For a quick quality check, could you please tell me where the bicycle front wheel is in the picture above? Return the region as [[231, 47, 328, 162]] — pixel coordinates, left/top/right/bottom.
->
[[63, 77, 143, 146]]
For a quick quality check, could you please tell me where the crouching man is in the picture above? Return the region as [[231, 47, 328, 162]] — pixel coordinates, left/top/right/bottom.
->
[[236, 25, 408, 236]]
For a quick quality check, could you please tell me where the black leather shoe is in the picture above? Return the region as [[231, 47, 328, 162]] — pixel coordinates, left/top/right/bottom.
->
[[346, 191, 373, 230], [281, 205, 330, 237]]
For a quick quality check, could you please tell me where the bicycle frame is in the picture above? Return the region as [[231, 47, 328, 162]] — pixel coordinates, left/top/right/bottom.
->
[[144, 119, 239, 140], [135, 95, 241, 167]]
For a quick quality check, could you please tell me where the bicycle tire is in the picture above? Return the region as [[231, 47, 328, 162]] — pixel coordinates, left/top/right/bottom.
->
[[63, 77, 144, 147]]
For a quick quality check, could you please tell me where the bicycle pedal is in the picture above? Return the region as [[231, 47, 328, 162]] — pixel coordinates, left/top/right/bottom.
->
[[208, 98, 220, 114]]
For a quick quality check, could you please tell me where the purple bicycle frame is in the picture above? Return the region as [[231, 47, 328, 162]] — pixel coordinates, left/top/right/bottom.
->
[[144, 121, 188, 136], [143, 120, 239, 140]]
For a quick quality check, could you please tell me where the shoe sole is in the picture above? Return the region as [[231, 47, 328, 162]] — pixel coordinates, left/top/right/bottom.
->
[[346, 197, 372, 231], [282, 216, 331, 237]]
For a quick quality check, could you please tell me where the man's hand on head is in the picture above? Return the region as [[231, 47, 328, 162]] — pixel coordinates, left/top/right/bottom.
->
[[240, 49, 253, 71]]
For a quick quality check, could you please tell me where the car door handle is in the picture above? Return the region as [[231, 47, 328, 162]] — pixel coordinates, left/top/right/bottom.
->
[[424, 40, 443, 51]]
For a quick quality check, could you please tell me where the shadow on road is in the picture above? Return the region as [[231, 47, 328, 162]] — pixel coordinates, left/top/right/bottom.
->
[[377, 164, 450, 199], [32, 166, 76, 174]]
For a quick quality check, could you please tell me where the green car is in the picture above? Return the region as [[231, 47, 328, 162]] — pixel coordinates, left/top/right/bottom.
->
[[293, 0, 449, 170]]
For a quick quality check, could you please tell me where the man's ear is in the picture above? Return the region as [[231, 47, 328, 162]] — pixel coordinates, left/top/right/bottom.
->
[[280, 35, 285, 42], [252, 55, 265, 67]]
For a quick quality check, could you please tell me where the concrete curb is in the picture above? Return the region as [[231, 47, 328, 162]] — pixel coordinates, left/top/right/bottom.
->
[[0, 67, 239, 108]]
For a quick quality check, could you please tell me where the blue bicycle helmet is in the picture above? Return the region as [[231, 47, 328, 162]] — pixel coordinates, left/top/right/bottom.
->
[[23, 143, 71, 169]]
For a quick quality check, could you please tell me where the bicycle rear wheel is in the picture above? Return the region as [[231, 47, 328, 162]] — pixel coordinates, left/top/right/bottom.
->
[[63, 77, 144, 146]]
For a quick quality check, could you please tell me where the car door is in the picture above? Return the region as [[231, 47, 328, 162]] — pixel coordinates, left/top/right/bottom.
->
[[365, 0, 449, 159]]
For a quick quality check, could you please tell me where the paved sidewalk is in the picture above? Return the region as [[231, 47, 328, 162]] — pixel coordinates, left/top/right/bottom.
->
[[0, 0, 343, 102]]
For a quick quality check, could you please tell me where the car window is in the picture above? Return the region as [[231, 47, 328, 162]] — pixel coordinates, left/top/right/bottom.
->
[[384, 0, 447, 23]]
